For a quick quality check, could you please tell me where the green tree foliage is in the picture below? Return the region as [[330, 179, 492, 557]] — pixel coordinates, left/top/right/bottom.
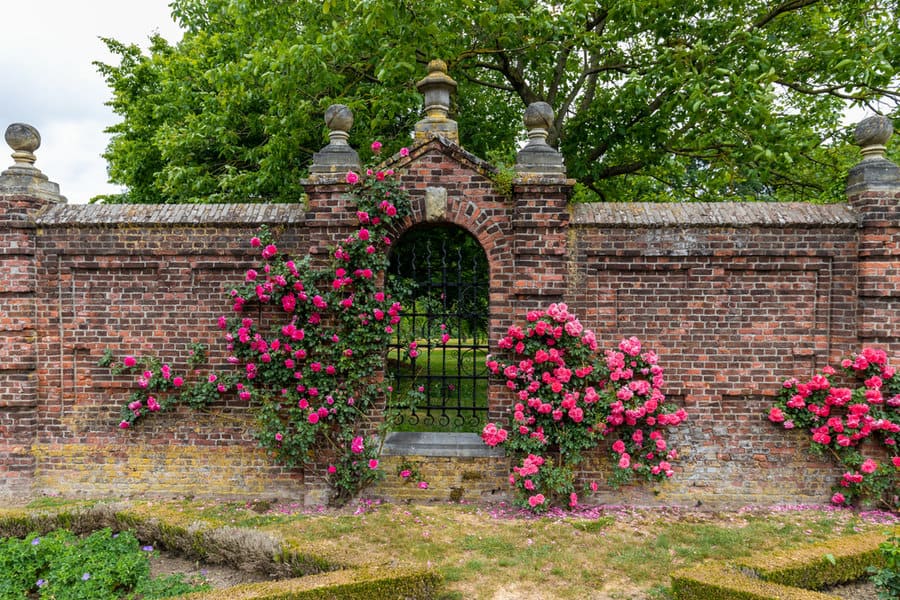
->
[[96, 0, 898, 203]]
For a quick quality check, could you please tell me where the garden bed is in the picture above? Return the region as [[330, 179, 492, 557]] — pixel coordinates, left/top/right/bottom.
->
[[2, 499, 897, 599]]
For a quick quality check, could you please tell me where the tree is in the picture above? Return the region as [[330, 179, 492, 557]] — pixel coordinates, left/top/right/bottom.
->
[[95, 0, 898, 204]]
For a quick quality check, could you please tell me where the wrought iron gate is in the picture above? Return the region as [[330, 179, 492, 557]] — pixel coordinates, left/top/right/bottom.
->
[[386, 226, 490, 432]]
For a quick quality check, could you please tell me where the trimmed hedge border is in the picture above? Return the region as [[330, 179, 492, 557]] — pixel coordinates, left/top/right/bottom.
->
[[174, 568, 442, 600], [0, 505, 441, 600], [671, 528, 897, 600], [671, 564, 842, 600], [736, 531, 887, 589]]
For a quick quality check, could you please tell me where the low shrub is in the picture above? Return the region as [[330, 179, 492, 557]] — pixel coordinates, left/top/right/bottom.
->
[[175, 567, 441, 600], [736, 531, 885, 589], [0, 527, 209, 599], [869, 532, 900, 600], [673, 530, 892, 599], [671, 564, 841, 599]]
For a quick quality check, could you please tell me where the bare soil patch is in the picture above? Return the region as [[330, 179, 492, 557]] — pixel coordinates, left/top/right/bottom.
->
[[149, 551, 275, 590]]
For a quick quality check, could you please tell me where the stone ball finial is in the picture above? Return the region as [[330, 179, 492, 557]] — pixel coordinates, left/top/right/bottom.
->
[[524, 102, 555, 132], [324, 104, 353, 134], [853, 115, 893, 160], [516, 102, 565, 176], [5, 123, 41, 167]]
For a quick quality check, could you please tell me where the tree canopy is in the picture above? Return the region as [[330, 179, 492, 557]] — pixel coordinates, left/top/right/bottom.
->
[[95, 0, 899, 204]]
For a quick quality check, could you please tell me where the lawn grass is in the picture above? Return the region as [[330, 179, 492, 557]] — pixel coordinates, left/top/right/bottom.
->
[[20, 499, 896, 600]]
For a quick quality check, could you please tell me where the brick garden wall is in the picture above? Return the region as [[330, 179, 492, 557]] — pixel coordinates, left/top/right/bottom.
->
[[0, 135, 897, 508]]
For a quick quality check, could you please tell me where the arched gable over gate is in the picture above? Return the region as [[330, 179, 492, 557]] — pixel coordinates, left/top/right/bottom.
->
[[303, 128, 574, 428]]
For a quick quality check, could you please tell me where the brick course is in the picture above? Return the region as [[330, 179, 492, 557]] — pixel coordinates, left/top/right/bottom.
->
[[0, 135, 896, 508]]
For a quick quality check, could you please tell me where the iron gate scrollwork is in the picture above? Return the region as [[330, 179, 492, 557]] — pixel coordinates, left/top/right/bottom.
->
[[386, 226, 490, 432]]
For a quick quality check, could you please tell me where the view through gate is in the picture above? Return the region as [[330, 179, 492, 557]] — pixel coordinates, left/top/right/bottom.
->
[[386, 225, 490, 432]]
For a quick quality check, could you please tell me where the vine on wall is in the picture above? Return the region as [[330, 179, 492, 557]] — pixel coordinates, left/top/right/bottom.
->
[[102, 144, 417, 505]]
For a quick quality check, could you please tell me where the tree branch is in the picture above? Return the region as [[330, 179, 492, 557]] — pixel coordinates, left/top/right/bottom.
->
[[753, 0, 821, 29], [584, 160, 646, 187], [460, 74, 515, 93], [776, 79, 868, 100]]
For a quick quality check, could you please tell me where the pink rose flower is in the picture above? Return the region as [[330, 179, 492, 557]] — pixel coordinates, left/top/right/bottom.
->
[[831, 492, 845, 505], [371, 140, 382, 153], [527, 494, 545, 508], [123, 356, 136, 368], [418, 481, 429, 489], [368, 459, 379, 469]]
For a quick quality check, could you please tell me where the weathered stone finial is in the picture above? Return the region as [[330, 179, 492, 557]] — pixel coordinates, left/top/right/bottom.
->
[[414, 59, 459, 143], [846, 115, 899, 194], [308, 104, 361, 179], [324, 104, 354, 146], [854, 115, 893, 160], [1, 123, 64, 203], [4, 123, 45, 177], [515, 102, 565, 178]]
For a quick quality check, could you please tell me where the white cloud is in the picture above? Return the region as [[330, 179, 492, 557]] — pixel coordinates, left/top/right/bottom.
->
[[1, 0, 182, 203]]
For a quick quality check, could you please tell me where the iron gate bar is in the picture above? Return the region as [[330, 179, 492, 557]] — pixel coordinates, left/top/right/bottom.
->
[[387, 227, 490, 431]]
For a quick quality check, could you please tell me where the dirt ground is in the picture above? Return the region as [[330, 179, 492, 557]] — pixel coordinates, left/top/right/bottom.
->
[[148, 551, 274, 589]]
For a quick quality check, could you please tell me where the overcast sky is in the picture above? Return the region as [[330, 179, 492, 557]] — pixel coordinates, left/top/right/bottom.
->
[[2, 1, 183, 203]]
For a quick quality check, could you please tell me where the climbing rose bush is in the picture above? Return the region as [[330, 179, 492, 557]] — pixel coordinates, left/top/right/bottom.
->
[[481, 303, 687, 512], [102, 144, 414, 505], [768, 347, 899, 511]]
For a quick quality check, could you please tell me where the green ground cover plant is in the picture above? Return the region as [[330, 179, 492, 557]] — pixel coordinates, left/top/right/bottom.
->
[[0, 527, 208, 599]]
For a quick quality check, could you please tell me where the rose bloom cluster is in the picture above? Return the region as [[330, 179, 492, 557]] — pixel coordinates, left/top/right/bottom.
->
[[481, 303, 687, 511], [222, 161, 408, 471], [768, 347, 899, 510]]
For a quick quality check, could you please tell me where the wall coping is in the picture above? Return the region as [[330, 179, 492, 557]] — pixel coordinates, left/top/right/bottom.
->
[[572, 202, 859, 228], [30, 200, 862, 229], [33, 203, 307, 226]]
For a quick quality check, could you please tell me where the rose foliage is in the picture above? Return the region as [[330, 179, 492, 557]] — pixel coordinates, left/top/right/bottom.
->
[[768, 347, 900, 511], [481, 304, 687, 512], [101, 144, 413, 505]]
